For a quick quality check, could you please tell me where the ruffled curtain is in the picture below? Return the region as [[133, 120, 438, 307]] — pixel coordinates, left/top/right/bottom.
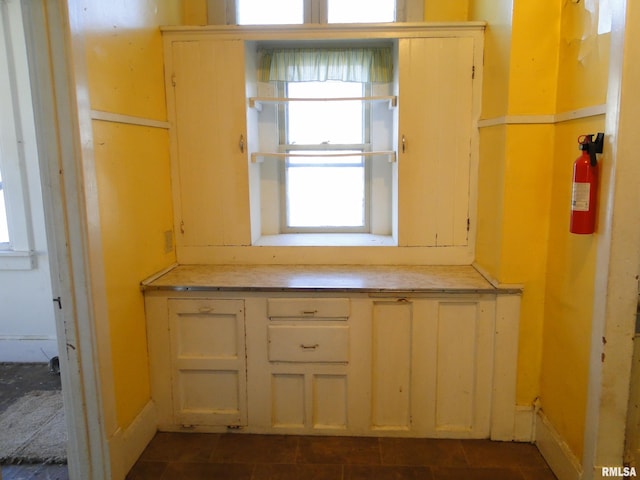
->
[[258, 47, 393, 83]]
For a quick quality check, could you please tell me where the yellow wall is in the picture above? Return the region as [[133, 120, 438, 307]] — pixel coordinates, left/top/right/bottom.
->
[[472, 0, 609, 462], [79, 0, 611, 459], [472, 0, 558, 406], [424, 0, 468, 21], [82, 1, 180, 429], [468, 0, 513, 119], [543, 117, 602, 459], [540, 0, 610, 460]]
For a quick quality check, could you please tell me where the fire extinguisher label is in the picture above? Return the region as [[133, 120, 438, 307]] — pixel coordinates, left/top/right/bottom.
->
[[572, 182, 591, 211]]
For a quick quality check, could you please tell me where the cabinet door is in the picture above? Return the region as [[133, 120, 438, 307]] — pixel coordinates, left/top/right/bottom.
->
[[371, 300, 413, 431], [397, 37, 475, 247], [369, 297, 495, 437], [413, 298, 495, 438], [170, 39, 251, 246], [168, 299, 247, 427]]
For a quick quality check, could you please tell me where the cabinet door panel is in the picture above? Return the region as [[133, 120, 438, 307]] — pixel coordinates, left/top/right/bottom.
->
[[271, 373, 305, 428], [371, 301, 412, 430], [398, 37, 474, 247], [313, 374, 348, 429], [169, 299, 247, 426], [418, 298, 495, 438], [171, 40, 251, 246]]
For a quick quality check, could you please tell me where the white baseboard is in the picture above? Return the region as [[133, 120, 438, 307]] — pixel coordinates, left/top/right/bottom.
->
[[535, 410, 583, 480], [0, 337, 58, 362], [514, 405, 535, 442], [109, 401, 158, 480]]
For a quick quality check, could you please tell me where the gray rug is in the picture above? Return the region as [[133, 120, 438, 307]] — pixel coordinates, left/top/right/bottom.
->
[[0, 390, 67, 464]]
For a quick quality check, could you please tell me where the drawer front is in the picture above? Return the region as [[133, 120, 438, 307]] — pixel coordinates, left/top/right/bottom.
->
[[268, 325, 349, 363], [267, 298, 350, 319]]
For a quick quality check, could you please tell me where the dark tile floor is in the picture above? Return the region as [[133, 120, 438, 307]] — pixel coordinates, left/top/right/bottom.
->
[[0, 364, 559, 480], [127, 432, 559, 480]]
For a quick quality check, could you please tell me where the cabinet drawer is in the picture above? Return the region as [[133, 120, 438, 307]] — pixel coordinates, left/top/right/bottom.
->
[[267, 298, 350, 319], [268, 325, 349, 363]]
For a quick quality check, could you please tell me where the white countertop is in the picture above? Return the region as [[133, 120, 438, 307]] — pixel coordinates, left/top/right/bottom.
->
[[141, 264, 521, 294]]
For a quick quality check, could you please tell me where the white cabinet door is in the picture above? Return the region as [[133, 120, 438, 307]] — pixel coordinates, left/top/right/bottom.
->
[[368, 297, 495, 438], [169, 39, 251, 247], [397, 37, 475, 247], [371, 300, 413, 431], [168, 299, 247, 427], [414, 298, 496, 438]]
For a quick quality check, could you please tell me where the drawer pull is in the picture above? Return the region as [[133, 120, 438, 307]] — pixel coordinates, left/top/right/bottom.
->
[[302, 310, 318, 315], [300, 343, 319, 350], [198, 307, 213, 313]]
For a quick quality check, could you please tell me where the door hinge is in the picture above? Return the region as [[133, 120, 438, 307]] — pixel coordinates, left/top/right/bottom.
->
[[467, 218, 471, 232], [180, 220, 185, 235], [472, 65, 475, 79], [171, 73, 177, 87]]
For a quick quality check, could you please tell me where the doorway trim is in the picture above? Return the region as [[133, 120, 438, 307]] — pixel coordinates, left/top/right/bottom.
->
[[20, 0, 116, 478], [582, 0, 640, 479]]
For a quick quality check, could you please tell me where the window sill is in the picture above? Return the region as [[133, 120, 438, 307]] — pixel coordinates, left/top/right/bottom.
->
[[253, 233, 396, 247], [0, 250, 37, 270]]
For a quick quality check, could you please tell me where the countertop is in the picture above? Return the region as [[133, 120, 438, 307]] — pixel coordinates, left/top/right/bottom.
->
[[141, 264, 522, 294]]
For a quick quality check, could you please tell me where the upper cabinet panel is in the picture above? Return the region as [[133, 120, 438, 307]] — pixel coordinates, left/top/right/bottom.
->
[[397, 36, 475, 247], [169, 39, 252, 247]]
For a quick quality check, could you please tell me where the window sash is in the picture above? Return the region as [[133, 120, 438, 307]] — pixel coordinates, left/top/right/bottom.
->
[[282, 156, 370, 232], [216, 0, 423, 25], [277, 80, 372, 233]]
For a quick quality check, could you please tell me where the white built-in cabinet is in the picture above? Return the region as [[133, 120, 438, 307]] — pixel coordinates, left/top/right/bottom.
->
[[146, 289, 518, 439], [167, 299, 247, 427], [162, 24, 483, 262]]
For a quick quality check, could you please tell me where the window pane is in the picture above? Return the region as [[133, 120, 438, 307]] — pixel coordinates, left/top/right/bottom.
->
[[287, 81, 363, 145], [0, 168, 9, 244], [328, 0, 396, 23], [286, 157, 365, 228], [237, 0, 304, 25]]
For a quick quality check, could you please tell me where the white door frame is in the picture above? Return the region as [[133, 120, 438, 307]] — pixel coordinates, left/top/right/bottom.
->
[[582, 0, 640, 479], [19, 0, 116, 478]]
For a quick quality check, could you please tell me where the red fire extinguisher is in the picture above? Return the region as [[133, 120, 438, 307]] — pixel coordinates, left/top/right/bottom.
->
[[570, 133, 604, 234]]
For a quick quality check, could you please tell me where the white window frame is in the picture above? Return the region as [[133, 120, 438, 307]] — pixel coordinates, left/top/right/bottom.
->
[[0, 1, 36, 270], [208, 0, 424, 25], [277, 81, 373, 233]]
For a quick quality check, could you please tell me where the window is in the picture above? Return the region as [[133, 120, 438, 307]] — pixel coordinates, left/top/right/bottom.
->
[[255, 46, 395, 238], [217, 0, 422, 25], [0, 167, 8, 244], [0, 1, 37, 268], [282, 81, 369, 231], [237, 0, 303, 25], [327, 0, 395, 23]]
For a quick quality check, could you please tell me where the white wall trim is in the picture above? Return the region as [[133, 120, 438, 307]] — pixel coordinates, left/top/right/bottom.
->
[[536, 410, 583, 480], [109, 401, 158, 480], [0, 249, 36, 269], [478, 105, 607, 128], [90, 110, 170, 130], [0, 336, 58, 362]]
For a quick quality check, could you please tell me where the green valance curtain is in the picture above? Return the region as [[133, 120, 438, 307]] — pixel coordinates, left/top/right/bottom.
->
[[258, 47, 393, 83]]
